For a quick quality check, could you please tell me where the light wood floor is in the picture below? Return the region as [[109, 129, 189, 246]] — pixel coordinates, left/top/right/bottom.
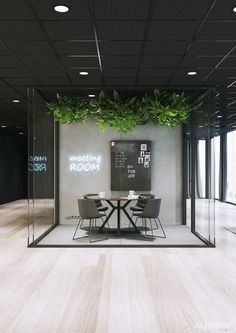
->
[[0, 200, 236, 333]]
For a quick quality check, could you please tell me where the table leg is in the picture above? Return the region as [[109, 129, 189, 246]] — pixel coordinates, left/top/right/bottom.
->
[[98, 207, 115, 232], [117, 200, 120, 236]]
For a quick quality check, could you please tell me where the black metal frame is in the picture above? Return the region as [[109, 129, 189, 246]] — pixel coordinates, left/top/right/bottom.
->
[[27, 86, 216, 248]]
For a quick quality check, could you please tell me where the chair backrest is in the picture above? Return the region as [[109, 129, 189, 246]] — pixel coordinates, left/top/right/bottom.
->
[[78, 199, 101, 219], [136, 193, 155, 208], [83, 193, 102, 207], [141, 198, 161, 218]]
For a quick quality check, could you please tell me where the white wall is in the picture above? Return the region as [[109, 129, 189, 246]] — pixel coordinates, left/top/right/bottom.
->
[[59, 120, 182, 225]]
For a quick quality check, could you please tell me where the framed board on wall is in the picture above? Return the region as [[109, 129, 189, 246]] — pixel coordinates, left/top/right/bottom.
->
[[111, 140, 151, 191]]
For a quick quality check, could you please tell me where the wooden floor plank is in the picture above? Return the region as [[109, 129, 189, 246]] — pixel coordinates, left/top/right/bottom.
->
[[0, 200, 236, 333]]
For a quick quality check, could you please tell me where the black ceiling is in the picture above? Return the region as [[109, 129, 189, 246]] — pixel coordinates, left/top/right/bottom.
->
[[0, 0, 236, 131]]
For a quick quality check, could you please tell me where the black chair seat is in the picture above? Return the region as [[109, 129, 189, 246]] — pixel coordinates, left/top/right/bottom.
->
[[98, 206, 108, 212], [130, 206, 143, 212]]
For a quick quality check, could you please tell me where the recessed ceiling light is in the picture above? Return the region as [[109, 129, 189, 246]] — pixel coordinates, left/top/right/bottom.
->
[[232, 125, 236, 128], [233, 6, 236, 12], [217, 115, 222, 118], [13, 99, 20, 103], [88, 94, 95, 97], [19, 132, 23, 135], [187, 71, 197, 76], [54, 5, 69, 13], [79, 71, 88, 76], [1, 125, 6, 128]]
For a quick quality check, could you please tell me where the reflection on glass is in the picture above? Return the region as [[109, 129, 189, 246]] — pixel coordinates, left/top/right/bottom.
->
[[197, 140, 206, 198], [28, 89, 56, 244], [226, 130, 236, 203], [214, 136, 220, 200]]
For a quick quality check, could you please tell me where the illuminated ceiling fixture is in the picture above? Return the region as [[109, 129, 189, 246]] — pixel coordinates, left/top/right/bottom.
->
[[217, 115, 222, 118], [19, 132, 23, 135], [88, 94, 95, 97], [1, 125, 6, 128], [13, 99, 20, 103], [79, 71, 88, 76], [233, 6, 236, 12], [187, 71, 197, 76], [54, 5, 69, 13]]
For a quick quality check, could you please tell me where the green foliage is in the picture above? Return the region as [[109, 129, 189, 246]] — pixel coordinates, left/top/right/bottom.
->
[[47, 90, 194, 133]]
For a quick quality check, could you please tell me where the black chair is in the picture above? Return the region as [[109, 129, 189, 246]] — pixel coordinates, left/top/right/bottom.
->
[[129, 193, 155, 228], [83, 193, 108, 213], [130, 193, 155, 214], [73, 199, 108, 242], [133, 199, 166, 238]]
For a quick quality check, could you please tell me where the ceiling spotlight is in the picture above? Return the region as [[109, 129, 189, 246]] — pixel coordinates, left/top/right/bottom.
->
[[233, 6, 236, 12], [54, 5, 69, 13], [88, 94, 95, 97], [13, 99, 20, 103], [19, 132, 23, 135], [217, 115, 222, 118], [79, 71, 88, 76], [1, 125, 6, 128], [232, 125, 236, 128], [187, 71, 197, 76]]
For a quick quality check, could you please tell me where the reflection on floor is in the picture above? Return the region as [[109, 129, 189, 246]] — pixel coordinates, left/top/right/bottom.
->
[[38, 224, 204, 246]]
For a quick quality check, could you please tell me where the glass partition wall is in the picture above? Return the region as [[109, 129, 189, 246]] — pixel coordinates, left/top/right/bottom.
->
[[28, 89, 57, 245], [184, 88, 215, 245], [28, 88, 215, 247]]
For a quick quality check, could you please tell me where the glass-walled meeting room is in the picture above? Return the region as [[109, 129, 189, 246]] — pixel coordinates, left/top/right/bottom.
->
[[27, 87, 216, 247]]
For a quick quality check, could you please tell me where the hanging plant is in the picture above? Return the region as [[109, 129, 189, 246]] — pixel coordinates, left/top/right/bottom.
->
[[47, 89, 194, 133], [94, 90, 141, 133]]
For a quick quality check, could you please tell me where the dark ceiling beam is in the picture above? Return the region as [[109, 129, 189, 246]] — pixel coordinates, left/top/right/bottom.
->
[[167, 0, 218, 86], [88, 0, 105, 86], [2, 54, 236, 58], [0, 40, 42, 88], [24, 0, 74, 86], [0, 77, 27, 100], [2, 39, 236, 43], [2, 18, 236, 23], [202, 45, 236, 82], [134, 0, 157, 86]]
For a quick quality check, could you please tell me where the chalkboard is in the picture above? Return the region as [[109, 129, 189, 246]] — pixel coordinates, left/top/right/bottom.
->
[[111, 140, 151, 191]]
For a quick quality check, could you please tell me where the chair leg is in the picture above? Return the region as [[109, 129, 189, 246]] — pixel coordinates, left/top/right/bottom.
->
[[154, 218, 159, 230], [79, 218, 84, 229], [89, 219, 92, 242], [100, 218, 109, 239], [149, 218, 154, 238], [72, 218, 82, 240], [156, 217, 166, 238]]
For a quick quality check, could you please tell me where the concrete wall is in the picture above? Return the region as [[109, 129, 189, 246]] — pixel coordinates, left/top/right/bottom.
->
[[59, 120, 182, 225]]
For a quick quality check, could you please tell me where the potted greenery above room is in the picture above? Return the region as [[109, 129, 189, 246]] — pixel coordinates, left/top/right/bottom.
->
[[47, 89, 194, 133]]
